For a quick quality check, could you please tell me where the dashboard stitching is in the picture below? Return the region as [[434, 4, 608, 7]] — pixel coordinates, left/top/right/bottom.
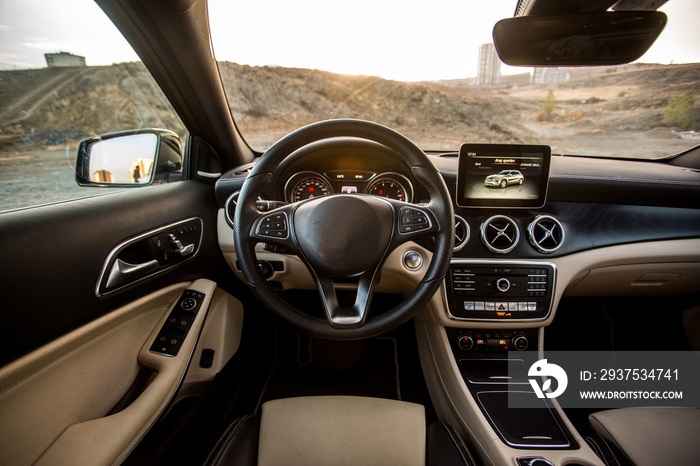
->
[[550, 173, 700, 186]]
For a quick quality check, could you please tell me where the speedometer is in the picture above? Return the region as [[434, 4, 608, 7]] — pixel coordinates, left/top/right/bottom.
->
[[291, 176, 332, 202], [367, 176, 411, 202]]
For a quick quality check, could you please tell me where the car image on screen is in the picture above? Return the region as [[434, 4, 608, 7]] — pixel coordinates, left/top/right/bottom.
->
[[485, 170, 524, 188]]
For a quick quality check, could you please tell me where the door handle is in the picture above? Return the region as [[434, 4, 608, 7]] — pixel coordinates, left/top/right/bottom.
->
[[106, 258, 160, 289]]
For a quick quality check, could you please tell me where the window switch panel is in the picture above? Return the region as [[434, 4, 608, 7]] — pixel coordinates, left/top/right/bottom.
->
[[150, 290, 206, 357]]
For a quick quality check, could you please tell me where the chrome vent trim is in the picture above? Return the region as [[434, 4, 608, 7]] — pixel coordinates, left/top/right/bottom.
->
[[454, 215, 470, 252], [528, 215, 565, 254], [480, 215, 520, 254], [224, 191, 240, 229]]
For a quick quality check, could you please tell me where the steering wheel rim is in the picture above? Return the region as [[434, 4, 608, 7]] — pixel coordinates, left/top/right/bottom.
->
[[234, 119, 454, 339]]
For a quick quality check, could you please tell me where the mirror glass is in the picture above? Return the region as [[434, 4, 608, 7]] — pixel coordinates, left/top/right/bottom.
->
[[87, 133, 158, 184], [493, 11, 667, 67]]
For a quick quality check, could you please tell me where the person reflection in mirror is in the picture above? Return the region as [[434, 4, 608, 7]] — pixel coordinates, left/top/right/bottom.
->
[[132, 165, 141, 183], [547, 35, 609, 60]]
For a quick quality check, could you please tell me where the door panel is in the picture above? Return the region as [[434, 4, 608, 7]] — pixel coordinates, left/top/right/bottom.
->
[[0, 178, 232, 464], [0, 279, 220, 466], [0, 180, 224, 367], [0, 283, 184, 465]]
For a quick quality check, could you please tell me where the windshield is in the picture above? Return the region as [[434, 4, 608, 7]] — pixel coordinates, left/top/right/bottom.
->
[[209, 0, 699, 159]]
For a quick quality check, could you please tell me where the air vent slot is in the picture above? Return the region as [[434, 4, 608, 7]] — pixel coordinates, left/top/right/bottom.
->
[[528, 215, 565, 254], [454, 215, 470, 252], [480, 215, 520, 254]]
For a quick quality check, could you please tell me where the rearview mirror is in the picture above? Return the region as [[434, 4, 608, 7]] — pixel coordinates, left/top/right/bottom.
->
[[493, 11, 667, 67], [75, 129, 182, 187]]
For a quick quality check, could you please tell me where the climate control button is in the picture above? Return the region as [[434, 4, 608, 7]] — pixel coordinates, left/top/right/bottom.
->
[[458, 334, 474, 351]]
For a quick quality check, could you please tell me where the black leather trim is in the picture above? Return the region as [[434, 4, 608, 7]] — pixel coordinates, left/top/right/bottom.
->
[[204, 414, 259, 466], [426, 421, 479, 466]]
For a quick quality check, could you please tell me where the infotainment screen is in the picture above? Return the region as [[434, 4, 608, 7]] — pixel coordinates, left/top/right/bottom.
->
[[456, 143, 551, 208]]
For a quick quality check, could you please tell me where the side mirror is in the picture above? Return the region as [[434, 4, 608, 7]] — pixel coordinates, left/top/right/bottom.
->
[[493, 11, 667, 67], [75, 129, 182, 187]]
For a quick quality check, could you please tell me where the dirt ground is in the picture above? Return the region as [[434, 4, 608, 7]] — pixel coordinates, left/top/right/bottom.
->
[[0, 147, 124, 212]]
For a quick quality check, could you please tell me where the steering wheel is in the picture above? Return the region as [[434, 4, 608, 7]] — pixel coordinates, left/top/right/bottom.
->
[[234, 119, 454, 339]]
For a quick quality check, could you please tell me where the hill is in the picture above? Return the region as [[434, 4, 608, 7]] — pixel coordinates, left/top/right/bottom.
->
[[0, 61, 698, 154]]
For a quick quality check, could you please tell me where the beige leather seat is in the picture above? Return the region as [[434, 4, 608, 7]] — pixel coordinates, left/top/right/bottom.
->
[[588, 407, 700, 466], [205, 395, 478, 466]]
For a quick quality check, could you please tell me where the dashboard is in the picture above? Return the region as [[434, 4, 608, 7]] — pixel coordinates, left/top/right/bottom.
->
[[216, 139, 700, 260], [214, 138, 700, 319]]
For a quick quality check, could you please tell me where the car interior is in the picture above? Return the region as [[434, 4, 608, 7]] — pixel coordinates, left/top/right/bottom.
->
[[0, 0, 699, 465]]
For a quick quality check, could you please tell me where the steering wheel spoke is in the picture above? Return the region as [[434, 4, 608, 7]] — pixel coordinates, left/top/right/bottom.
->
[[315, 268, 380, 328]]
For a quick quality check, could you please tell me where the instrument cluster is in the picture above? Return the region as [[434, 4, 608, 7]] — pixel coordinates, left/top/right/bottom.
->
[[284, 170, 414, 203]]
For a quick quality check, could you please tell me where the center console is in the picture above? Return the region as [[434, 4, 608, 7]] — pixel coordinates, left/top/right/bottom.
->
[[445, 328, 577, 450], [441, 259, 576, 454]]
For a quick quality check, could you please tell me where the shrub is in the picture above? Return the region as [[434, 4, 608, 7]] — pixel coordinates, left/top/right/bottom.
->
[[540, 90, 556, 122], [662, 92, 695, 131]]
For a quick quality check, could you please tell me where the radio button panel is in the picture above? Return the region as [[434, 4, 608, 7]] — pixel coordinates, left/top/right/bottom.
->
[[446, 260, 556, 322]]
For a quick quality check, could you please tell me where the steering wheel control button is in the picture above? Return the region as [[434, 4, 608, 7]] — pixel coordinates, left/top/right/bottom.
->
[[403, 251, 423, 270], [258, 212, 289, 239], [399, 207, 431, 234]]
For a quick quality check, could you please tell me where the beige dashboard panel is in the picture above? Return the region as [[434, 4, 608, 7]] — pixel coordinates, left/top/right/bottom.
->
[[563, 262, 700, 296], [0, 279, 218, 466]]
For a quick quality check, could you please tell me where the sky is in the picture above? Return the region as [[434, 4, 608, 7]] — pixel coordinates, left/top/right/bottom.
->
[[0, 0, 698, 81]]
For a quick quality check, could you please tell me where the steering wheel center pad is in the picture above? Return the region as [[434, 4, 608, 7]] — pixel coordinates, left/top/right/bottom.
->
[[294, 195, 394, 277]]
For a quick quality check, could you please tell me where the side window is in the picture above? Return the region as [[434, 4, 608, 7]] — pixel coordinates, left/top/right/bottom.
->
[[0, 2, 185, 213]]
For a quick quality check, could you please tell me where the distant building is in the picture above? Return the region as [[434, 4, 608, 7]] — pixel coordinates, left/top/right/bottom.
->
[[92, 170, 114, 183], [500, 73, 532, 87], [45, 52, 86, 68], [533, 68, 570, 85], [477, 43, 501, 86]]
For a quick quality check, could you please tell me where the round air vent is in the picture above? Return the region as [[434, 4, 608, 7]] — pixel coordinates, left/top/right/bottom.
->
[[224, 191, 240, 228], [480, 215, 520, 254], [454, 215, 470, 252], [528, 215, 565, 254]]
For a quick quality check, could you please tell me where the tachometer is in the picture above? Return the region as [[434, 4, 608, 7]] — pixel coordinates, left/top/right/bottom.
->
[[291, 176, 332, 202], [367, 176, 411, 202]]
